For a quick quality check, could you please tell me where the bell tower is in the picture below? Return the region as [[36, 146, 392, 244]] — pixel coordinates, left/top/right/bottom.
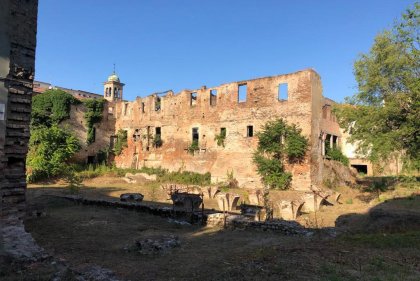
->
[[104, 67, 124, 102]]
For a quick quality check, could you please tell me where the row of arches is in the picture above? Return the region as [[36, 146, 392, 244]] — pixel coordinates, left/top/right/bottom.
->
[[105, 87, 121, 98]]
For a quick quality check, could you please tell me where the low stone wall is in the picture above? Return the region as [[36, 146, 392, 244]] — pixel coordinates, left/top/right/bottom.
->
[[59, 195, 309, 235], [206, 213, 308, 235]]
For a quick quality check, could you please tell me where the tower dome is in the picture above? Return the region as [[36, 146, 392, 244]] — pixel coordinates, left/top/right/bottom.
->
[[107, 73, 120, 82]]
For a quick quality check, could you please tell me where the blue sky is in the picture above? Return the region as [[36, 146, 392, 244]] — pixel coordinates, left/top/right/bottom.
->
[[35, 0, 416, 102]]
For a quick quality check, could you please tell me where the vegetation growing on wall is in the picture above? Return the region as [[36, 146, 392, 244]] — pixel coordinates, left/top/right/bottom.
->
[[27, 89, 82, 182], [214, 130, 226, 147], [187, 140, 199, 155], [31, 89, 80, 127], [83, 99, 105, 144], [114, 129, 128, 155], [253, 118, 308, 189], [153, 134, 163, 147], [27, 125, 81, 182]]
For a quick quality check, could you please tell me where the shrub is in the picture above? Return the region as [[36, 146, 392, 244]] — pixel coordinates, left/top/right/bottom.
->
[[187, 140, 199, 155], [253, 118, 307, 189], [327, 148, 349, 166], [27, 125, 81, 183]]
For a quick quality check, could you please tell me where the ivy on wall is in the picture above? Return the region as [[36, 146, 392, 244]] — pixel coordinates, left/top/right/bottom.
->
[[114, 129, 128, 155], [83, 99, 106, 144], [31, 89, 80, 127]]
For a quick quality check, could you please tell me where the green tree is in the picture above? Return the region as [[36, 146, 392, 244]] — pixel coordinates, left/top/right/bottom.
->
[[253, 118, 308, 189], [27, 125, 81, 182], [334, 3, 420, 171]]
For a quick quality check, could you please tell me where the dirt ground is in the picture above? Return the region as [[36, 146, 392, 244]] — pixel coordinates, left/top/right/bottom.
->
[[2, 177, 419, 280]]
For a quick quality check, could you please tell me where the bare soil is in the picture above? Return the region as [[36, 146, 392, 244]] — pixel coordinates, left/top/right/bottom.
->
[[2, 177, 419, 280]]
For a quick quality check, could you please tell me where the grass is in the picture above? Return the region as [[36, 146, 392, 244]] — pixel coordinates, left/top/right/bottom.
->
[[74, 164, 211, 185], [11, 186, 419, 281], [340, 231, 420, 249]]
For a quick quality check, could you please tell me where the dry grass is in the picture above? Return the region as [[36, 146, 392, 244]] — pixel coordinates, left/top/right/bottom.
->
[[9, 182, 418, 281]]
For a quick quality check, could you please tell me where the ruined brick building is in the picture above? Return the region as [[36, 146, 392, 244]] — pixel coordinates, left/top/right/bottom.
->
[[109, 69, 344, 190], [34, 69, 349, 189]]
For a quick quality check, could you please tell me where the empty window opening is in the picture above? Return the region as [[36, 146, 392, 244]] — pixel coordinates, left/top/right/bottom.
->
[[110, 135, 117, 149], [146, 126, 151, 149], [238, 84, 247, 103], [133, 129, 141, 142], [141, 102, 145, 113], [154, 127, 162, 147], [247, 125, 254, 137], [324, 134, 332, 155], [124, 103, 129, 115], [155, 97, 161, 111], [155, 127, 161, 136], [278, 83, 288, 101], [210, 89, 217, 106], [191, 92, 197, 106], [351, 164, 368, 175], [220, 127, 226, 137], [192, 127, 199, 143], [332, 135, 338, 149], [87, 156, 95, 165]]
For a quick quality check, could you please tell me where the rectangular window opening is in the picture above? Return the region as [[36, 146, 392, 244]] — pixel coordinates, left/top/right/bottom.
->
[[154, 127, 162, 147], [332, 135, 338, 149], [247, 125, 253, 137], [278, 83, 288, 101], [192, 127, 199, 143], [238, 84, 247, 103], [220, 127, 226, 137], [141, 102, 145, 113], [124, 103, 129, 115], [155, 97, 161, 111], [190, 92, 197, 107], [210, 89, 217, 106]]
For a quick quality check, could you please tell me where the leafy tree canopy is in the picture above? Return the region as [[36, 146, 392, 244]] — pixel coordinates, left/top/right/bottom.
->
[[334, 3, 419, 169], [27, 125, 81, 182], [253, 118, 308, 189]]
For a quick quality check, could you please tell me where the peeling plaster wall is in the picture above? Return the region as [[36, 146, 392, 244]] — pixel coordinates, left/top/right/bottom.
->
[[113, 69, 335, 190]]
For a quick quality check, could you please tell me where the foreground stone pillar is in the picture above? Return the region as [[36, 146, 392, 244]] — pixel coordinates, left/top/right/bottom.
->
[[0, 0, 43, 260]]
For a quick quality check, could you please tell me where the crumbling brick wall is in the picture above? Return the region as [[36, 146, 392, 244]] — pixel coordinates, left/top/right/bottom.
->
[[0, 0, 38, 224], [113, 69, 338, 190]]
